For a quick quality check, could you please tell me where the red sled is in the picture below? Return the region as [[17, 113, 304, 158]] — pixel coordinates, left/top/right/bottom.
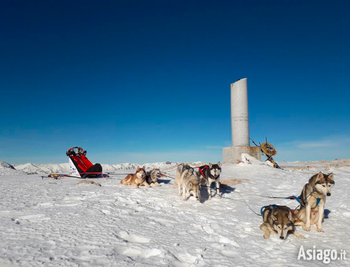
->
[[66, 147, 107, 178]]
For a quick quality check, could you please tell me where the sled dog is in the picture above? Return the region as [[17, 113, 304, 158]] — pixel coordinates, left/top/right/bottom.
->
[[293, 172, 335, 232], [175, 164, 201, 201], [198, 162, 222, 199], [145, 168, 162, 187], [120, 166, 149, 187], [260, 205, 304, 240]]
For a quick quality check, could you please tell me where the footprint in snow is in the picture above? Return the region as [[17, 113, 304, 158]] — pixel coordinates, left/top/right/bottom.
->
[[218, 236, 240, 247], [17, 214, 50, 222], [116, 247, 162, 258], [342, 212, 350, 218], [118, 231, 150, 243]]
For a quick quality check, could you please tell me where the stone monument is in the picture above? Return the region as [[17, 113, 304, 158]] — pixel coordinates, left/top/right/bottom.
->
[[223, 78, 261, 163]]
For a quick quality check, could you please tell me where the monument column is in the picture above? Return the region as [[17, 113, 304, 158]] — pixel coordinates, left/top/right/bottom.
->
[[231, 78, 249, 146], [223, 78, 261, 163]]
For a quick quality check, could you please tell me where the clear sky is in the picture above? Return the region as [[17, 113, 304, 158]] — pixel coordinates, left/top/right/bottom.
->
[[1, 0, 349, 164]]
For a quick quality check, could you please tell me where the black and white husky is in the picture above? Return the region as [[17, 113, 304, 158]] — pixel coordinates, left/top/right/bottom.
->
[[198, 162, 222, 199]]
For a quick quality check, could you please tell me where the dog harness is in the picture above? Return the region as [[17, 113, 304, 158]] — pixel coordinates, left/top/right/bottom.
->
[[198, 165, 209, 179], [287, 194, 321, 209], [182, 165, 195, 176], [260, 204, 277, 216]]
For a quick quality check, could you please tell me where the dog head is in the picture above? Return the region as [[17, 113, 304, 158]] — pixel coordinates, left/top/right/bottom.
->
[[209, 162, 222, 179], [150, 168, 162, 182], [188, 175, 201, 201], [135, 166, 146, 181], [271, 209, 294, 240], [314, 172, 335, 196]]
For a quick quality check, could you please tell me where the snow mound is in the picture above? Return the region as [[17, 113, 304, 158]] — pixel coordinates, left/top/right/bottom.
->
[[0, 161, 25, 176], [0, 161, 15, 170], [240, 153, 274, 167], [13, 162, 177, 175], [102, 162, 177, 172], [14, 163, 69, 174]]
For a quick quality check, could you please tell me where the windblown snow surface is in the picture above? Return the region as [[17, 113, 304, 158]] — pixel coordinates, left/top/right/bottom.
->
[[0, 157, 349, 267]]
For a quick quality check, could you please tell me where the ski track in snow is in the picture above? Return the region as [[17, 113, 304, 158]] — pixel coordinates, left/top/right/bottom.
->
[[0, 162, 350, 266]]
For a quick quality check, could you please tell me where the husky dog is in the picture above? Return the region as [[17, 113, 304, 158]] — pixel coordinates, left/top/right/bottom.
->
[[175, 164, 201, 201], [120, 166, 149, 187], [293, 172, 335, 232], [198, 162, 222, 199], [260, 205, 305, 240], [145, 168, 162, 187]]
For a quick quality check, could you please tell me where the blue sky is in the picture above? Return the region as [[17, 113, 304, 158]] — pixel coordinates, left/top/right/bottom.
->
[[1, 0, 349, 164]]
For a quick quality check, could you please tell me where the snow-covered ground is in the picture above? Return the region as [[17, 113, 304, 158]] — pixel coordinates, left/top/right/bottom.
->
[[0, 158, 349, 266], [10, 162, 177, 175]]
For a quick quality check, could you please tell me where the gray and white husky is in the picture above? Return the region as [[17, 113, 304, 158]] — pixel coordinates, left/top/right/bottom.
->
[[145, 168, 162, 187], [175, 164, 201, 201], [293, 172, 335, 232], [198, 162, 222, 199]]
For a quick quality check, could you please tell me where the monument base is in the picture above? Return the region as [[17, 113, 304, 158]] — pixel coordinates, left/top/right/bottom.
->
[[223, 146, 261, 164]]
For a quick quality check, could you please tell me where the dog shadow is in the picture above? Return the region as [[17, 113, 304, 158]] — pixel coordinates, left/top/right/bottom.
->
[[199, 184, 236, 203], [324, 209, 331, 219]]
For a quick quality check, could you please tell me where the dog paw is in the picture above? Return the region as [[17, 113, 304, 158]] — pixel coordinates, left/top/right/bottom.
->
[[298, 235, 305, 239], [263, 233, 270, 239], [218, 194, 222, 199], [302, 226, 311, 231], [317, 228, 324, 232]]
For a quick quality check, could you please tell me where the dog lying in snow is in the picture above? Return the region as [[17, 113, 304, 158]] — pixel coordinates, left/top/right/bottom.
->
[[260, 205, 304, 240], [120, 166, 149, 187], [145, 168, 162, 187]]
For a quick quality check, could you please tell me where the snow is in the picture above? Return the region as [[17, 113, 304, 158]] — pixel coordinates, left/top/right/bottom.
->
[[11, 162, 177, 175], [0, 161, 25, 176], [0, 159, 349, 266]]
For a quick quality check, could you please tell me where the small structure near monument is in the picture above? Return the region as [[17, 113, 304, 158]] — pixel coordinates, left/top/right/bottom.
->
[[223, 78, 261, 163], [251, 138, 280, 168]]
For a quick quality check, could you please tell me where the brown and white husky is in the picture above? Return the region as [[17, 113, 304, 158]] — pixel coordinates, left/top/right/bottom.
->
[[260, 205, 304, 240], [120, 166, 149, 187]]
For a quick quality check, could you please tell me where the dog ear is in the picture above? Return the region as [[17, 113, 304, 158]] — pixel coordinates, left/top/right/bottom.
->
[[328, 173, 334, 180], [316, 172, 324, 181], [271, 214, 277, 221], [217, 162, 222, 167], [209, 163, 213, 168], [288, 211, 293, 222], [189, 182, 193, 188]]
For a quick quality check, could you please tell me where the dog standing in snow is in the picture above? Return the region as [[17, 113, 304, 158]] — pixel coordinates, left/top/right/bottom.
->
[[198, 162, 222, 199], [175, 164, 201, 201]]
